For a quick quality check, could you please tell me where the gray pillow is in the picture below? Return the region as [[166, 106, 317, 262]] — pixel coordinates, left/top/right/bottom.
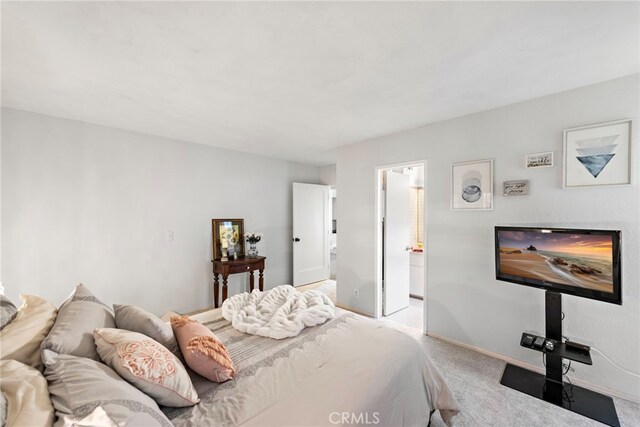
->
[[41, 284, 115, 361], [113, 304, 180, 356], [43, 350, 172, 427], [0, 392, 7, 427], [0, 294, 18, 331]]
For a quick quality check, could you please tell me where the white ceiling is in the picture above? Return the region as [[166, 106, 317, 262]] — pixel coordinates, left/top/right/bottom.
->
[[2, 2, 638, 165]]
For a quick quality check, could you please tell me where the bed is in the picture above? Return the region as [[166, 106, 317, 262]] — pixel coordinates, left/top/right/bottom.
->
[[162, 306, 459, 426], [1, 286, 458, 427]]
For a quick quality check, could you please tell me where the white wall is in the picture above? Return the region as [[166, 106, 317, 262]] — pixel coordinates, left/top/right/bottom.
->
[[319, 164, 336, 186], [337, 75, 640, 400], [0, 110, 3, 293], [1, 109, 320, 314]]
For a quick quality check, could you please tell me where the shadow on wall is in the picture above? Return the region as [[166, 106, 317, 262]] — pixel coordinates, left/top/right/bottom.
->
[[427, 297, 469, 343], [339, 265, 374, 316]]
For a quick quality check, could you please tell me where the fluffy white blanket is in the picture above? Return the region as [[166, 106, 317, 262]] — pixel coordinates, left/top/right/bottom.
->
[[221, 285, 335, 339]]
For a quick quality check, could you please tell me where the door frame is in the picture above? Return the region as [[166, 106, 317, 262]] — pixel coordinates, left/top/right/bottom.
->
[[329, 185, 337, 282], [374, 159, 428, 334]]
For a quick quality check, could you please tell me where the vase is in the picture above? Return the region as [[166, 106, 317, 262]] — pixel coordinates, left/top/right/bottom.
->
[[248, 243, 258, 258]]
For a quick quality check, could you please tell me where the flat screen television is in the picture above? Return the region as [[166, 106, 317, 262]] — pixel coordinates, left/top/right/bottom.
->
[[495, 226, 621, 305]]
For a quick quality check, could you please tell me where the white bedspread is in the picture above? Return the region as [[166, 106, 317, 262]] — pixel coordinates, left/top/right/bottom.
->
[[221, 285, 335, 339], [163, 307, 460, 427]]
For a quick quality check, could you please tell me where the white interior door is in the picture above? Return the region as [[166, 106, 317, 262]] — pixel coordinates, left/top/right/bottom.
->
[[383, 171, 410, 315], [293, 183, 330, 286]]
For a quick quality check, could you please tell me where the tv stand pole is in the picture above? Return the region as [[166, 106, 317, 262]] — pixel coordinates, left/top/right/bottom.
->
[[544, 291, 563, 401], [500, 290, 620, 427]]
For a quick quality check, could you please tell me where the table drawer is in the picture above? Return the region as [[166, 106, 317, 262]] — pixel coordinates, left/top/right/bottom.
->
[[229, 264, 254, 274], [226, 260, 264, 274]]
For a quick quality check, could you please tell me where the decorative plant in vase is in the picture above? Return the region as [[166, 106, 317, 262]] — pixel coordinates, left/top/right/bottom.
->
[[244, 232, 263, 258]]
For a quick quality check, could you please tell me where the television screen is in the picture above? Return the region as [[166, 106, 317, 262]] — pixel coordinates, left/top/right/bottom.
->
[[495, 227, 621, 304]]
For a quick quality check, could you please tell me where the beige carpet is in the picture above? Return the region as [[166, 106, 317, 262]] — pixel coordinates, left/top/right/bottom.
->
[[304, 280, 639, 426], [408, 330, 640, 427]]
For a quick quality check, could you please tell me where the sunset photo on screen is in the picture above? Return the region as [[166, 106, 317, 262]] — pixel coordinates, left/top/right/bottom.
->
[[498, 231, 614, 293]]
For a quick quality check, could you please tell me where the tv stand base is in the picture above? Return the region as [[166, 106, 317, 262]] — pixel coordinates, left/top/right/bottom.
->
[[501, 364, 620, 427]]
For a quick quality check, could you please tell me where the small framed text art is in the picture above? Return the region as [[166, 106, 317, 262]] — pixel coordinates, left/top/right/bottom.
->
[[503, 180, 530, 196], [526, 152, 553, 169], [212, 219, 245, 260], [451, 159, 494, 210], [563, 119, 632, 188]]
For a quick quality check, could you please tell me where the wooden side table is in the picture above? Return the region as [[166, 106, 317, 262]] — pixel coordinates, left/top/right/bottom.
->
[[211, 256, 265, 308]]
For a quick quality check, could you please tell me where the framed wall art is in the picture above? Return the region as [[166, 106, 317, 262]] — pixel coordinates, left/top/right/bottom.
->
[[451, 159, 494, 210], [563, 119, 632, 188], [503, 180, 530, 196], [212, 218, 245, 260], [526, 152, 553, 169]]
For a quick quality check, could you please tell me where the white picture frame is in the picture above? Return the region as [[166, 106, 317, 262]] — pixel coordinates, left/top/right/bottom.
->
[[563, 119, 632, 188], [451, 159, 493, 210], [503, 180, 530, 196], [526, 151, 554, 169]]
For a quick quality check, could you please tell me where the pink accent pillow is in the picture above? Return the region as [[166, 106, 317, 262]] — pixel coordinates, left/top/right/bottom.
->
[[170, 316, 235, 383]]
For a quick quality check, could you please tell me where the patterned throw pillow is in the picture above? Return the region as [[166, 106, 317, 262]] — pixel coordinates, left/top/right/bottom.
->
[[0, 392, 6, 427], [0, 295, 18, 331], [113, 304, 180, 356], [94, 328, 199, 407], [41, 284, 115, 361], [43, 350, 172, 427], [171, 315, 235, 383]]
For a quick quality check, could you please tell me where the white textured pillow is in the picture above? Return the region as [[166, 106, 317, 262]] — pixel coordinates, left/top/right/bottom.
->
[[0, 295, 57, 370], [94, 328, 199, 408], [58, 406, 118, 427]]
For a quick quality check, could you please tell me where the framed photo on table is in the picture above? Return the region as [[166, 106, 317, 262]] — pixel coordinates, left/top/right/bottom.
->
[[212, 218, 245, 260], [563, 119, 632, 188]]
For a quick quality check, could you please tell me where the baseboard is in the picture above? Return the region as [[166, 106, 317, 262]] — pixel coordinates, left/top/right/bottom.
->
[[335, 303, 373, 317], [183, 306, 215, 316], [427, 332, 639, 404]]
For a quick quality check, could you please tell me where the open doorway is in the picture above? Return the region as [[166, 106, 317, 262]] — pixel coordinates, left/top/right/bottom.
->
[[375, 161, 427, 333], [330, 187, 337, 280]]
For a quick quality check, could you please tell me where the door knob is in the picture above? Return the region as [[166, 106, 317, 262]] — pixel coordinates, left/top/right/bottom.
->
[[293, 238, 301, 242]]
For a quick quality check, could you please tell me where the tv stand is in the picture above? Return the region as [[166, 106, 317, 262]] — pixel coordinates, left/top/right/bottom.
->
[[500, 291, 620, 427]]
